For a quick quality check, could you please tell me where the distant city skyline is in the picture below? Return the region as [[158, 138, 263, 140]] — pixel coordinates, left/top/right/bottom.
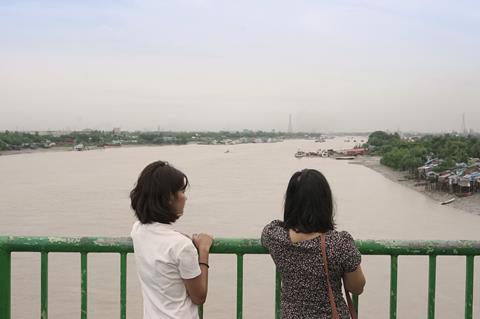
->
[[3, 112, 477, 135], [11, 124, 478, 136], [1, 1, 479, 132]]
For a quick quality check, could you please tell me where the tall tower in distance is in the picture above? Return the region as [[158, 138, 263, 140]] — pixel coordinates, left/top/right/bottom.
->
[[288, 114, 293, 133], [461, 113, 467, 135]]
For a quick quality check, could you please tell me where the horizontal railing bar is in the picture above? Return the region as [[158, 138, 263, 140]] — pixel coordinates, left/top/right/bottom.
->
[[0, 237, 133, 253], [1, 237, 480, 255], [358, 240, 480, 256]]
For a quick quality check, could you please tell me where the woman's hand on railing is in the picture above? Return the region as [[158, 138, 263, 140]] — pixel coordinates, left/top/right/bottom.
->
[[192, 233, 213, 252], [184, 233, 214, 305]]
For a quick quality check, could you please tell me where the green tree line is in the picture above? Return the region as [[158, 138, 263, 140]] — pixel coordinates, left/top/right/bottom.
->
[[0, 130, 320, 151], [367, 131, 480, 173]]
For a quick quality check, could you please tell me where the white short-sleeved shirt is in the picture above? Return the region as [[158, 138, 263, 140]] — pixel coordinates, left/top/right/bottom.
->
[[131, 221, 202, 319]]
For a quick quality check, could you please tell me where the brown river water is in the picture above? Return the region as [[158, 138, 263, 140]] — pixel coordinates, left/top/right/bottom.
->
[[0, 138, 479, 318]]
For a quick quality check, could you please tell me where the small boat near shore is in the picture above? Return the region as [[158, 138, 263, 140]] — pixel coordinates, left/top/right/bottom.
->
[[73, 144, 85, 151], [441, 198, 455, 205], [294, 151, 306, 158], [335, 156, 355, 160], [456, 192, 473, 198]]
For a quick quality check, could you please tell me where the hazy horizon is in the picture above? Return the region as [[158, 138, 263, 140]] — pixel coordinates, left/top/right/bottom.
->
[[1, 1, 479, 132], [5, 127, 476, 136]]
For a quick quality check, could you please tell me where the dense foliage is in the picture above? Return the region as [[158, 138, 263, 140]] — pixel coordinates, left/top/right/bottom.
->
[[367, 131, 480, 172]]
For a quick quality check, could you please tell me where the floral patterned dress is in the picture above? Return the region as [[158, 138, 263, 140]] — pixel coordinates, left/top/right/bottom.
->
[[261, 220, 361, 319]]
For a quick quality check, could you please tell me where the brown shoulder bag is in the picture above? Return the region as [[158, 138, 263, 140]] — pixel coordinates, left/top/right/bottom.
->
[[320, 233, 358, 319]]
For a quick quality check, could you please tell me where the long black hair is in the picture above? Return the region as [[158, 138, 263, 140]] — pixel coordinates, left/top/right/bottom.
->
[[283, 169, 334, 233]]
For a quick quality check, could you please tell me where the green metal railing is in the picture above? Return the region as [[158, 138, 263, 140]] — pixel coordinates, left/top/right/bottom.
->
[[0, 237, 479, 319]]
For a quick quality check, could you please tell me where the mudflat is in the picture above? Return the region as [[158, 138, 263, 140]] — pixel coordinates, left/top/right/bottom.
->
[[352, 156, 480, 216]]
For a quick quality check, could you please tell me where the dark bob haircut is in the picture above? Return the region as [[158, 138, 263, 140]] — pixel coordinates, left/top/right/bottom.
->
[[130, 160, 189, 224], [283, 169, 335, 233]]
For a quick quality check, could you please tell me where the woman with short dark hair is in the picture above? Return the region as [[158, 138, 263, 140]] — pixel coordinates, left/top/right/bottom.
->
[[262, 169, 365, 319], [130, 160, 213, 319]]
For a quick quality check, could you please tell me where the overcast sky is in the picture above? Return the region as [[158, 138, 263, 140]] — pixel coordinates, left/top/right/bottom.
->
[[1, 0, 479, 132]]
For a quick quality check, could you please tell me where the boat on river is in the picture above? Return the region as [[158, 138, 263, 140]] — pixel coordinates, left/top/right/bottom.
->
[[441, 198, 455, 205], [294, 151, 306, 158], [335, 156, 355, 160], [73, 144, 85, 151]]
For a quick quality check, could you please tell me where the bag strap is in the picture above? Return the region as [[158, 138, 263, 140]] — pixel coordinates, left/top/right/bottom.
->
[[320, 233, 358, 319], [344, 285, 357, 319], [320, 233, 340, 319]]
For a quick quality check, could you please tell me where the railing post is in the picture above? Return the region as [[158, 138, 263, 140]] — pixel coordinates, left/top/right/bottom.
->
[[236, 254, 244, 319], [120, 253, 127, 319], [275, 270, 281, 319], [464, 256, 474, 319], [352, 294, 359, 314], [427, 255, 436, 319], [81, 252, 88, 319], [390, 255, 398, 319], [0, 249, 11, 319], [41, 252, 49, 319]]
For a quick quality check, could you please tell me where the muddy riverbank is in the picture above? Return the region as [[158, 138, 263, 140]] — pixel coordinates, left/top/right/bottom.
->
[[352, 156, 480, 216]]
